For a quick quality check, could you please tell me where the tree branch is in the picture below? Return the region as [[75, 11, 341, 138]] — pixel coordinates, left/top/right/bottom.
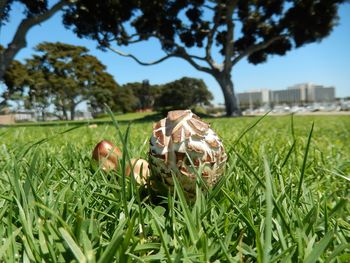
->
[[107, 45, 177, 66], [152, 34, 215, 72], [116, 24, 142, 43], [107, 42, 213, 75], [203, 4, 215, 11], [187, 54, 207, 62], [175, 47, 213, 74], [232, 35, 287, 66], [0, 0, 70, 80]]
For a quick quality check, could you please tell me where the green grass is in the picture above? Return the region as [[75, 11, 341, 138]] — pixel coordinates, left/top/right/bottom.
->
[[9, 111, 157, 127], [0, 115, 349, 262]]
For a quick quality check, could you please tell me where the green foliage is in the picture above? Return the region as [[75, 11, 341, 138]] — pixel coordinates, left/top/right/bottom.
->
[[0, 115, 349, 261], [124, 80, 159, 111], [2, 46, 213, 118], [63, 0, 345, 63], [3, 60, 29, 94], [26, 42, 120, 120], [154, 77, 213, 112], [2, 42, 123, 120], [111, 86, 139, 113], [2, 60, 29, 108]]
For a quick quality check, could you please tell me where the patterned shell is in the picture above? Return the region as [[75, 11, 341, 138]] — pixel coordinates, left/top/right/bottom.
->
[[149, 110, 227, 198]]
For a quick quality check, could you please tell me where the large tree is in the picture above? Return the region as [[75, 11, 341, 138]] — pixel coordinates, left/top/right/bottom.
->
[[111, 86, 139, 113], [0, 0, 73, 80], [25, 59, 55, 120], [154, 77, 213, 111], [124, 80, 159, 111], [26, 42, 122, 120], [2, 42, 121, 120], [63, 0, 346, 116]]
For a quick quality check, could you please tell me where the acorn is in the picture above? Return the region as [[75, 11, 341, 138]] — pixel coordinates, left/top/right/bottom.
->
[[92, 140, 122, 172], [149, 110, 227, 198], [125, 158, 150, 185]]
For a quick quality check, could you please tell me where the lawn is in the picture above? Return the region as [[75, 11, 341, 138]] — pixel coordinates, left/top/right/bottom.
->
[[0, 115, 349, 262], [9, 111, 157, 127]]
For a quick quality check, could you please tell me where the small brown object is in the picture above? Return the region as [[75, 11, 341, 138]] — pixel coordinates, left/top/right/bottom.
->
[[92, 140, 122, 172], [126, 159, 150, 185]]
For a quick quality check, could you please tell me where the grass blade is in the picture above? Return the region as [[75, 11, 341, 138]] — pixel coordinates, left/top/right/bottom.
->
[[97, 219, 127, 263], [145, 204, 172, 262], [172, 173, 199, 244], [295, 122, 314, 206], [262, 155, 273, 263], [0, 228, 22, 259], [59, 228, 87, 263], [304, 231, 334, 263], [228, 110, 271, 155]]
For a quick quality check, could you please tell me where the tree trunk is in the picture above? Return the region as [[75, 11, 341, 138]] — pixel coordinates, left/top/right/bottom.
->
[[215, 73, 241, 116], [62, 107, 68, 120], [41, 110, 46, 122], [70, 105, 75, 121]]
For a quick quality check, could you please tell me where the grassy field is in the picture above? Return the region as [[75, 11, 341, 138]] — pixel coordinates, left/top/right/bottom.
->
[[0, 115, 349, 262], [8, 111, 157, 127]]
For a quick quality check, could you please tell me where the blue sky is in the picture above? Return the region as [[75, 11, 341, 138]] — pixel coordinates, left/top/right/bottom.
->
[[1, 2, 349, 104]]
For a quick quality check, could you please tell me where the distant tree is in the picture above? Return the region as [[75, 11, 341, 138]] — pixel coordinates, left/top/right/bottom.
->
[[2, 60, 29, 109], [1, 59, 51, 119], [25, 60, 53, 120], [25, 42, 120, 120], [1, 42, 122, 120], [154, 77, 213, 111], [124, 80, 158, 111], [63, 0, 346, 116], [88, 79, 119, 118], [111, 86, 139, 113]]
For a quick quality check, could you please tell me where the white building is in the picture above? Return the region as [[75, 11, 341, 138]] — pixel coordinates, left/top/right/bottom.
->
[[238, 83, 335, 108]]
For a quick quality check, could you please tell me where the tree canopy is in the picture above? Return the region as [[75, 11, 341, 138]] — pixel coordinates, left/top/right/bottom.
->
[[25, 42, 117, 120], [2, 40, 214, 120], [3, 60, 29, 105], [154, 77, 213, 112], [63, 0, 346, 116], [124, 80, 159, 111], [2, 42, 125, 120]]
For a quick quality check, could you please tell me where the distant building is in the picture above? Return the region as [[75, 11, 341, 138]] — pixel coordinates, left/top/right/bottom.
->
[[238, 83, 335, 108], [237, 89, 271, 109], [272, 89, 301, 104], [0, 111, 36, 124], [74, 111, 93, 120], [287, 83, 335, 103], [237, 91, 263, 108], [14, 111, 36, 122]]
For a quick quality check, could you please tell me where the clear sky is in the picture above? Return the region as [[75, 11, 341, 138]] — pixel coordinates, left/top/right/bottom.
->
[[1, 2, 349, 104]]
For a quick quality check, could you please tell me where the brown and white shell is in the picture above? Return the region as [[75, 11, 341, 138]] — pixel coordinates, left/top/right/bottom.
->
[[149, 110, 227, 198]]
